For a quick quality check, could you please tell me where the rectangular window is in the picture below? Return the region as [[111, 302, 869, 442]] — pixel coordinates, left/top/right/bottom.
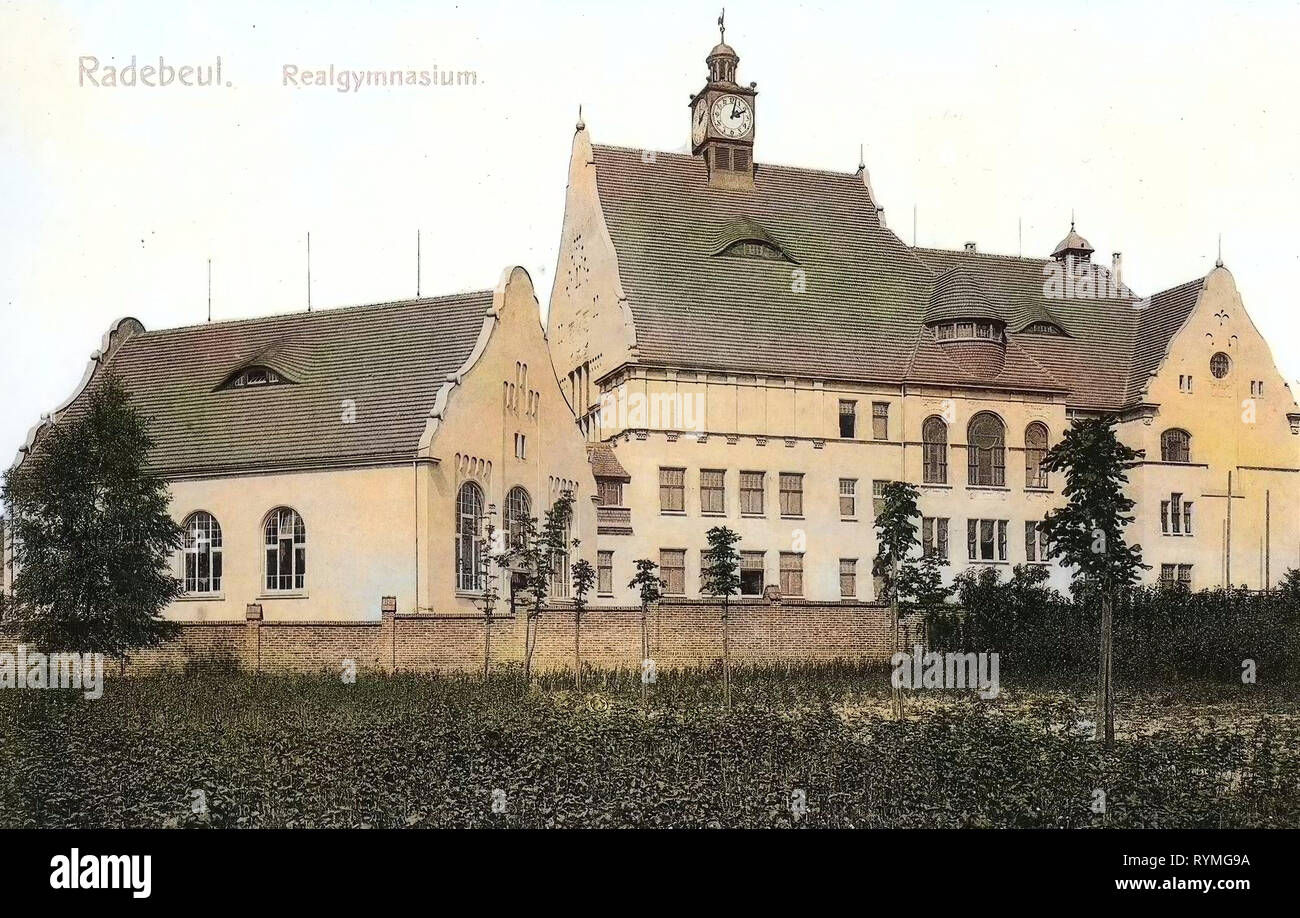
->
[[660, 549, 685, 596], [1183, 501, 1193, 535], [872, 479, 888, 518], [872, 402, 889, 440], [839, 558, 857, 598], [659, 467, 685, 513], [1177, 564, 1192, 586], [922, 517, 950, 560], [1160, 564, 1175, 587], [968, 519, 1008, 561], [597, 479, 623, 507], [740, 471, 764, 515], [839, 478, 857, 518], [1025, 521, 1050, 562], [839, 400, 856, 438], [700, 469, 726, 515], [779, 473, 804, 517], [780, 552, 804, 596], [1170, 492, 1182, 534], [1160, 500, 1170, 534], [597, 550, 613, 595], [740, 551, 765, 596]]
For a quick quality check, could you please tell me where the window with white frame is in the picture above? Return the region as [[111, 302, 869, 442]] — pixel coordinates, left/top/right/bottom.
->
[[839, 558, 857, 598], [456, 482, 484, 592], [660, 549, 685, 595], [740, 471, 764, 515], [1160, 493, 1193, 535], [264, 507, 306, 592], [839, 478, 857, 518], [597, 550, 613, 596], [1024, 423, 1049, 489], [659, 467, 685, 513], [922, 517, 949, 560], [779, 473, 803, 517], [779, 552, 803, 596], [1025, 521, 1050, 562], [505, 486, 532, 550], [922, 416, 948, 484], [700, 469, 725, 515], [967, 518, 1008, 562], [181, 511, 223, 594], [740, 551, 765, 596]]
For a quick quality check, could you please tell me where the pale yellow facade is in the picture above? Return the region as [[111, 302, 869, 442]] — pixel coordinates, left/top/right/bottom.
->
[[547, 128, 1300, 605]]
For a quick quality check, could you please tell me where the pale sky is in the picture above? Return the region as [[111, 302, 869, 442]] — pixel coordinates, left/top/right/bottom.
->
[[2, 0, 1298, 463]]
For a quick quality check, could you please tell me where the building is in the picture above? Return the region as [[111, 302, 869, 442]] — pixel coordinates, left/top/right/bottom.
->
[[546, 27, 1300, 604], [4, 267, 597, 623], [4, 22, 1299, 642]]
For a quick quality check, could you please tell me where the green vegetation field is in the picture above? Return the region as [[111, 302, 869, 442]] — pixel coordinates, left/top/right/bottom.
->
[[2, 663, 1297, 829]]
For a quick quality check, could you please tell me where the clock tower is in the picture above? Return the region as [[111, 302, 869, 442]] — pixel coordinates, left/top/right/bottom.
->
[[689, 11, 757, 191]]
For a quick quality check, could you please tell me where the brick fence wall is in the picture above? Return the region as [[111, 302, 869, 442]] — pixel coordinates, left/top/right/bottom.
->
[[0, 600, 901, 676]]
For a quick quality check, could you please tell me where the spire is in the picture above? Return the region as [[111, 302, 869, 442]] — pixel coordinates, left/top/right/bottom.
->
[[1216, 233, 1224, 268], [576, 103, 585, 132], [718, 7, 725, 43], [706, 9, 739, 83], [857, 143, 865, 173]]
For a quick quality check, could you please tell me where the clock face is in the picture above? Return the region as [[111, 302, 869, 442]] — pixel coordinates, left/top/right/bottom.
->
[[691, 102, 708, 146], [709, 94, 753, 139]]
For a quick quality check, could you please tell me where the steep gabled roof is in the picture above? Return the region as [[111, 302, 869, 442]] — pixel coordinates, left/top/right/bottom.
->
[[33, 292, 494, 476], [587, 443, 631, 480], [589, 141, 1200, 412], [1125, 277, 1206, 403]]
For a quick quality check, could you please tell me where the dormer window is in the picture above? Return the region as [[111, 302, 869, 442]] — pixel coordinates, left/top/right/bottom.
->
[[229, 366, 282, 389], [722, 240, 786, 261], [712, 218, 797, 263], [1023, 322, 1065, 336], [934, 321, 1002, 343]]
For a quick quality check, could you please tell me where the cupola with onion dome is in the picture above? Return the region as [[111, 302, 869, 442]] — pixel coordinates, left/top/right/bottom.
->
[[926, 268, 1007, 378]]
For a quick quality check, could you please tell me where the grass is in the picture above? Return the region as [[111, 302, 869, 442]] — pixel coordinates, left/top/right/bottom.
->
[[1, 662, 1297, 828]]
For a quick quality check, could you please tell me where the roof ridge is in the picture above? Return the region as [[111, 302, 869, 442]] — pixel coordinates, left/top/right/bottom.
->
[[590, 141, 863, 182], [140, 289, 495, 338]]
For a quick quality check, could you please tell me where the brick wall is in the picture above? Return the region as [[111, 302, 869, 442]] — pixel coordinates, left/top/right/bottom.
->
[[0, 600, 896, 676]]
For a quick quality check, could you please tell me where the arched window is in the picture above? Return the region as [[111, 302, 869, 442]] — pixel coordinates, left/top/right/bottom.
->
[[967, 413, 1006, 487], [264, 507, 306, 592], [1024, 422, 1049, 489], [181, 511, 222, 594], [505, 486, 532, 551], [922, 416, 948, 484], [1161, 428, 1191, 463], [456, 482, 484, 592]]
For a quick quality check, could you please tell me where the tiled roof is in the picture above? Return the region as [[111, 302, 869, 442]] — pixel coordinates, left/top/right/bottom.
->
[[1125, 277, 1206, 403], [48, 292, 494, 476], [591, 140, 1210, 412], [587, 443, 631, 480]]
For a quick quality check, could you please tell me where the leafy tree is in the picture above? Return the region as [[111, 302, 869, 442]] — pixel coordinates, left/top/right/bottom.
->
[[476, 518, 502, 681], [872, 481, 920, 718], [2, 373, 182, 662], [514, 491, 575, 686], [627, 558, 666, 704], [1039, 415, 1146, 746], [701, 525, 741, 710], [570, 541, 595, 692]]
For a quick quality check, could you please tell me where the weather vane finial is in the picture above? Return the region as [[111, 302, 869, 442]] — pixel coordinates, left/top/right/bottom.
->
[[718, 8, 726, 42]]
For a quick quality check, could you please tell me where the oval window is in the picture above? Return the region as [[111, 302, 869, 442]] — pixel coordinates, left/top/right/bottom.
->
[[1210, 352, 1231, 379]]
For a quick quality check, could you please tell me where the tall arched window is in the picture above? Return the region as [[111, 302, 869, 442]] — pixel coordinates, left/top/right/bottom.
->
[[264, 508, 306, 592], [1161, 428, 1191, 463], [922, 416, 948, 484], [456, 482, 484, 592], [967, 413, 1006, 487], [1024, 422, 1049, 489], [505, 486, 532, 550], [181, 511, 223, 594]]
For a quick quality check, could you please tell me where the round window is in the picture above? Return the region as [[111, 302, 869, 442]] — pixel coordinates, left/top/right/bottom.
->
[[1210, 352, 1231, 379]]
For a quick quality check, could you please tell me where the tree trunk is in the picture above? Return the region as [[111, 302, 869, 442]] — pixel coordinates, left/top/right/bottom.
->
[[722, 596, 732, 711], [483, 613, 492, 682], [522, 605, 538, 688], [890, 556, 902, 720], [574, 608, 582, 693], [1098, 592, 1114, 746]]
